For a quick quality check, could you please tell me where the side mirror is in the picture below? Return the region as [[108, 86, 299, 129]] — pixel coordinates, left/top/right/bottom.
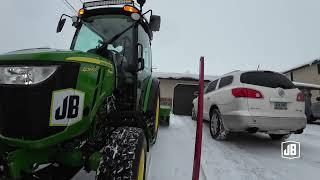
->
[[56, 18, 66, 33], [316, 97, 320, 101], [56, 14, 72, 33], [137, 43, 144, 71], [149, 15, 161, 32]]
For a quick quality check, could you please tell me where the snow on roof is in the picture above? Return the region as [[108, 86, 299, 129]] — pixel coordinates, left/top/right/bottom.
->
[[293, 81, 320, 90], [154, 72, 218, 81], [283, 59, 320, 73]]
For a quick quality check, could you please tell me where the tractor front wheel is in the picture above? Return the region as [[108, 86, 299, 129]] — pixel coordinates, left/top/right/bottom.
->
[[96, 127, 147, 180]]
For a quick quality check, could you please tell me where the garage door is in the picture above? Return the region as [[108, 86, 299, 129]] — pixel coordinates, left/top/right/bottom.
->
[[173, 84, 199, 115]]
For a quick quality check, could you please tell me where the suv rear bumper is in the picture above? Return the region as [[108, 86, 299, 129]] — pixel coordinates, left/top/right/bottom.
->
[[222, 115, 307, 133]]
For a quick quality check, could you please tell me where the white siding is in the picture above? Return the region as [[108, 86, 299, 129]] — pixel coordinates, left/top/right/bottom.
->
[[289, 64, 320, 102]]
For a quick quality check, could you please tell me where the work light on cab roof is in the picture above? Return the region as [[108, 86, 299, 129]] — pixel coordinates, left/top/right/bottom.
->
[[83, 0, 134, 9], [57, 0, 160, 33], [82, 0, 146, 10]]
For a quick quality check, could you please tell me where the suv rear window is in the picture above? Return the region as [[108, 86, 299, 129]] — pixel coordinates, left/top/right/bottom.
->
[[240, 71, 295, 89]]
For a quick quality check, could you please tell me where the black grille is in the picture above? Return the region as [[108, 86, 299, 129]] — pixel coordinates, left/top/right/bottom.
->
[[0, 62, 80, 140]]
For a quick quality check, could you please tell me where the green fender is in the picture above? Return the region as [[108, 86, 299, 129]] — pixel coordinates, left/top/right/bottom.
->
[[143, 77, 160, 113]]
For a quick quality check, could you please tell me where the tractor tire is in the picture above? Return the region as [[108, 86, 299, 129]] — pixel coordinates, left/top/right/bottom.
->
[[96, 127, 147, 180], [209, 109, 229, 140], [269, 134, 290, 140], [150, 91, 160, 145]]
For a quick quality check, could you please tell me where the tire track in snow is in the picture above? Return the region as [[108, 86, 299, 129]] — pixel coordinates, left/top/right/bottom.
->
[[200, 163, 208, 180], [186, 117, 284, 180], [149, 115, 195, 180], [185, 116, 320, 180]]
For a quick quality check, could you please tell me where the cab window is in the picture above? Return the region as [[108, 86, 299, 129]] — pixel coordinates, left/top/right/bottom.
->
[[74, 25, 103, 52], [72, 15, 134, 64], [138, 26, 151, 70]]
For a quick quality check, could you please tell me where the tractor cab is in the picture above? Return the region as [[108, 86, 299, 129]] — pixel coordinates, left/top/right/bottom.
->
[[57, 0, 161, 110], [0, 1, 162, 179]]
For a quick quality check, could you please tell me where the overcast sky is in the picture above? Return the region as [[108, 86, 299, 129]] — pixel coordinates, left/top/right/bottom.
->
[[1, 0, 320, 76]]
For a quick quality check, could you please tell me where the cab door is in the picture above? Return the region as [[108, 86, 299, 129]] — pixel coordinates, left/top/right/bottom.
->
[[137, 25, 152, 110]]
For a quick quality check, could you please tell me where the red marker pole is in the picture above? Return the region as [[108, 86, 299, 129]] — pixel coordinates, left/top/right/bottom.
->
[[192, 57, 205, 180]]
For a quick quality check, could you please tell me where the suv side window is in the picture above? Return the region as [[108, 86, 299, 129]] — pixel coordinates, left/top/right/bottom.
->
[[205, 80, 218, 93], [218, 76, 233, 89]]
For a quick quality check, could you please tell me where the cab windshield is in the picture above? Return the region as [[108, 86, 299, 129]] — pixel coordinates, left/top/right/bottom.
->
[[72, 14, 134, 62]]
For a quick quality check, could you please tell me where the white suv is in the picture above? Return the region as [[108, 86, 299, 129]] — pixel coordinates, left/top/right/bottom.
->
[[192, 70, 306, 140]]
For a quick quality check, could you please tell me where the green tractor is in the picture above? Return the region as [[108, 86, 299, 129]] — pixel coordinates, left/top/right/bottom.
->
[[0, 0, 164, 179]]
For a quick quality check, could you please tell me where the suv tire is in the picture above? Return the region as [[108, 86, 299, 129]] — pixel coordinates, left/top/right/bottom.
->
[[209, 109, 229, 140]]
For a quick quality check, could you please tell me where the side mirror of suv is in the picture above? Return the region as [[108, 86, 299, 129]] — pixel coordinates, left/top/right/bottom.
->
[[316, 97, 320, 101]]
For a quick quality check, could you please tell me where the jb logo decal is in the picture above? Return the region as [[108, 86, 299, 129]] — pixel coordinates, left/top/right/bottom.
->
[[50, 89, 85, 126]]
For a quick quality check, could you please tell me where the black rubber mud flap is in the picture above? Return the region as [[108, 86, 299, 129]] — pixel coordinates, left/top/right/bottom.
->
[[96, 127, 147, 180]]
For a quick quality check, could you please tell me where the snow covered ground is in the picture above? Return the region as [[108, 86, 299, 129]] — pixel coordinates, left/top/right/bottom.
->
[[149, 115, 320, 180], [73, 115, 320, 180]]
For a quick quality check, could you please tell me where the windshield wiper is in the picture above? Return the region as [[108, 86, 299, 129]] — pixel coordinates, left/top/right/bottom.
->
[[96, 23, 136, 54]]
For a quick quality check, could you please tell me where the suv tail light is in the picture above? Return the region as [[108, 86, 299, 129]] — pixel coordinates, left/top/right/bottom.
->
[[232, 88, 263, 98], [297, 92, 305, 102]]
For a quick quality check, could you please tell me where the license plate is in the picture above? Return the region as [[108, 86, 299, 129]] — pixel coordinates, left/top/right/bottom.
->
[[274, 102, 287, 110]]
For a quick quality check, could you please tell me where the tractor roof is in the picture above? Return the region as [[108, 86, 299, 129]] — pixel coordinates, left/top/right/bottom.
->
[[83, 0, 135, 9], [79, 1, 153, 40]]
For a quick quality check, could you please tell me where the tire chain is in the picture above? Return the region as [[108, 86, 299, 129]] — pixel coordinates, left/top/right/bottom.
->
[[97, 127, 143, 180]]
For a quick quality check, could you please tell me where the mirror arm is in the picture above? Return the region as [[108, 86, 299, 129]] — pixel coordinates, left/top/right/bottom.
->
[[142, 9, 152, 16], [57, 13, 78, 33], [141, 9, 152, 24], [59, 14, 72, 20]]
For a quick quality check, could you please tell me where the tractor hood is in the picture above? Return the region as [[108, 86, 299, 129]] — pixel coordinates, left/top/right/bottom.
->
[[0, 48, 113, 68], [0, 48, 115, 144]]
